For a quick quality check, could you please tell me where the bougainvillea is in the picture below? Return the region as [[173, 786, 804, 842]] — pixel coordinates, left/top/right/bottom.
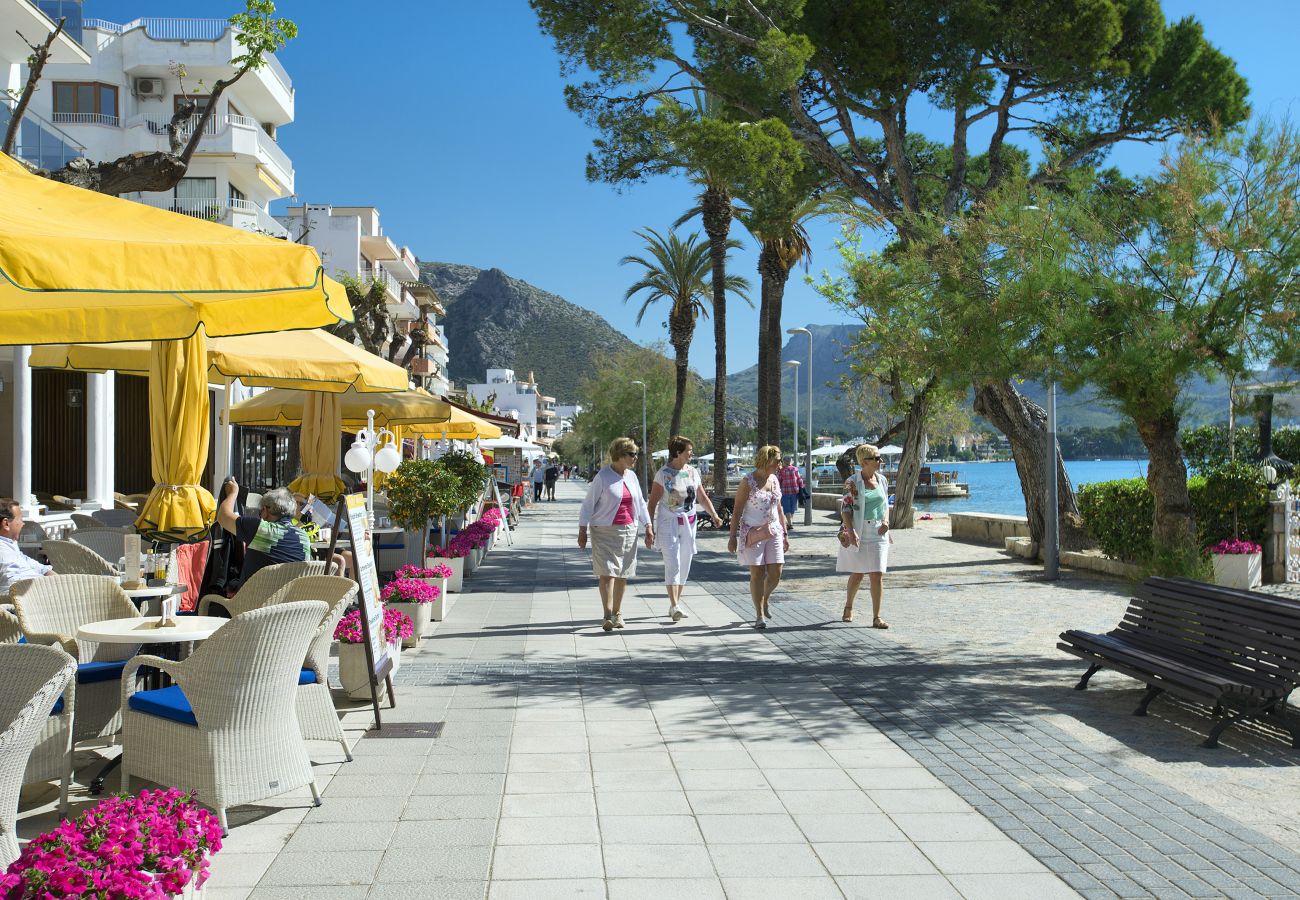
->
[[380, 578, 441, 604], [1, 788, 222, 899], [1207, 539, 1262, 555], [334, 607, 414, 644], [395, 564, 454, 580]]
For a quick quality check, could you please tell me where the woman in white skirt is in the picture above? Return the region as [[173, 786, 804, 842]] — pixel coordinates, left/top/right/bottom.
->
[[837, 443, 891, 627], [647, 434, 724, 622], [578, 437, 652, 631]]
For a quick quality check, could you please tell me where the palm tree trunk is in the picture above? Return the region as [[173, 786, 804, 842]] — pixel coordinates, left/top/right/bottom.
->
[[703, 186, 732, 494], [671, 345, 689, 437], [756, 289, 770, 445], [758, 244, 791, 447]]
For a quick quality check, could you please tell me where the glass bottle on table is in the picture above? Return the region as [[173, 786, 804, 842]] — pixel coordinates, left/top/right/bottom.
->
[[154, 547, 168, 582]]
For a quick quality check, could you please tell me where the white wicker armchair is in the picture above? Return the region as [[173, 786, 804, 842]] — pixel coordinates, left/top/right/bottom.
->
[[11, 575, 142, 743], [267, 576, 358, 762], [197, 560, 335, 618], [70, 530, 127, 565], [0, 643, 77, 866], [41, 540, 117, 576], [120, 600, 328, 832], [91, 509, 138, 528]]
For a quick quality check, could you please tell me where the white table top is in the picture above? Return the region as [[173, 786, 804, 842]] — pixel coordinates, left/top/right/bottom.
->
[[121, 584, 186, 600], [77, 615, 228, 644]]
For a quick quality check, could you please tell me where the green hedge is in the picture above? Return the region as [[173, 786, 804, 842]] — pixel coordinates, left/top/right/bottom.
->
[[1078, 466, 1269, 563], [1181, 424, 1300, 474]]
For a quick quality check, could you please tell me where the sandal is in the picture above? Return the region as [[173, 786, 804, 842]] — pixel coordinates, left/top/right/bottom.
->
[[841, 610, 854, 622], [872, 617, 890, 629]]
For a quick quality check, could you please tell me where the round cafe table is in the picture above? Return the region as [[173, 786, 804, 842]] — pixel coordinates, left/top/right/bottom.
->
[[76, 614, 228, 794], [120, 583, 186, 613]]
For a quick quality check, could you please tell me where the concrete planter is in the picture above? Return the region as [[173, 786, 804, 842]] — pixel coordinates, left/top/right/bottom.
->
[[435, 556, 464, 593], [338, 640, 402, 700], [387, 601, 431, 648], [422, 576, 452, 620], [1211, 552, 1262, 590]]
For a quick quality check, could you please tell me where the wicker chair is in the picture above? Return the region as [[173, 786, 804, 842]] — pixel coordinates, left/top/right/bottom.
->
[[70, 513, 104, 531], [0, 643, 77, 865], [197, 560, 334, 618], [71, 530, 127, 565], [18, 521, 46, 544], [11, 575, 142, 743], [91, 509, 138, 529], [267, 576, 358, 762], [41, 540, 116, 576], [120, 600, 328, 832], [0, 608, 22, 645]]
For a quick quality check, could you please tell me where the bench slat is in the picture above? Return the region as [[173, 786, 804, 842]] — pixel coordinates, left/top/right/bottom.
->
[[1115, 605, 1300, 674], [1110, 623, 1292, 690], [1139, 582, 1300, 634], [1061, 630, 1257, 694]]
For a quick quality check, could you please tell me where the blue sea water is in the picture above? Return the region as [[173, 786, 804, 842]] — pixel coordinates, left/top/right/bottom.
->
[[910, 459, 1150, 517]]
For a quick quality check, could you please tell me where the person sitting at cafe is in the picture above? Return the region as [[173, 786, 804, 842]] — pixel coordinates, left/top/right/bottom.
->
[[0, 498, 53, 596], [216, 482, 311, 586]]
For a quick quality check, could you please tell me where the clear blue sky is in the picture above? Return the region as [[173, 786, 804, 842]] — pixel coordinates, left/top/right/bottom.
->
[[85, 1, 1299, 376]]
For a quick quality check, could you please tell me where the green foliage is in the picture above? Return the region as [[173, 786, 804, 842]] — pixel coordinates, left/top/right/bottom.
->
[[437, 450, 489, 512], [386, 460, 462, 532], [1140, 539, 1214, 582], [1078, 478, 1155, 562], [1058, 424, 1145, 458], [1201, 460, 1269, 543], [1181, 424, 1300, 474], [228, 0, 297, 73]]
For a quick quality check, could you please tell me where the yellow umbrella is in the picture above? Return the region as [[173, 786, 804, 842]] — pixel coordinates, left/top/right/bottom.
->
[[29, 329, 408, 392], [289, 391, 345, 503], [134, 332, 214, 542], [406, 405, 503, 440], [0, 153, 350, 343], [229, 387, 451, 429]]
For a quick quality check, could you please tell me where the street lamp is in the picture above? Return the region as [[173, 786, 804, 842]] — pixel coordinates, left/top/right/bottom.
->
[[343, 408, 401, 527], [785, 360, 801, 463], [631, 380, 648, 491], [787, 327, 813, 525]]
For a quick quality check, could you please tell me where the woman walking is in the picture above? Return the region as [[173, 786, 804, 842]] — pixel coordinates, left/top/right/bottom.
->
[[647, 435, 723, 622], [837, 443, 891, 627], [727, 445, 789, 629], [578, 437, 652, 631]]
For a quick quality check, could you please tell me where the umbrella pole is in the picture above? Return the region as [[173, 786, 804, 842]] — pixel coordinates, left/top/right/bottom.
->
[[217, 377, 234, 489]]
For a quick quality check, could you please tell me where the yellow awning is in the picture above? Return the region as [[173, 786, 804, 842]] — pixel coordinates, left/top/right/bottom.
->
[[288, 391, 345, 503], [229, 387, 452, 429], [30, 329, 409, 393], [405, 405, 502, 440], [0, 152, 351, 344]]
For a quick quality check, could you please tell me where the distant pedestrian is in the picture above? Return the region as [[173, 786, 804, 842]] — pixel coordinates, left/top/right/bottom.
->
[[530, 458, 546, 503], [777, 456, 804, 527], [578, 438, 651, 632], [545, 459, 560, 500], [728, 445, 789, 629], [837, 443, 891, 627], [647, 435, 723, 622]]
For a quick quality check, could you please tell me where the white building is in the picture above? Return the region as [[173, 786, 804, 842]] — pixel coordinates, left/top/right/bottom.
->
[[553, 403, 583, 436], [467, 369, 556, 445], [34, 11, 295, 238], [277, 204, 449, 394]]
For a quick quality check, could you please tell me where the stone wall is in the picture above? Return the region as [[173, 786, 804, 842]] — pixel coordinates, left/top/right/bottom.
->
[[949, 512, 1031, 546]]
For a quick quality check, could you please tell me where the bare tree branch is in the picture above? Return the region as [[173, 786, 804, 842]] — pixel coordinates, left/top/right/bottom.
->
[[2, 19, 65, 156]]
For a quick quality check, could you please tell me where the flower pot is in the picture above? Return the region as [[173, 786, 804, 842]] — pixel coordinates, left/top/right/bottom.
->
[[338, 640, 402, 700], [1211, 552, 1262, 590], [387, 600, 431, 648], [464, 547, 479, 574], [435, 556, 464, 592], [421, 576, 452, 620]]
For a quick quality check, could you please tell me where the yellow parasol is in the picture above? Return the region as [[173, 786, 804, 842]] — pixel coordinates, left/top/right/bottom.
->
[[229, 387, 451, 429], [289, 391, 346, 503], [0, 153, 353, 540], [405, 405, 503, 440]]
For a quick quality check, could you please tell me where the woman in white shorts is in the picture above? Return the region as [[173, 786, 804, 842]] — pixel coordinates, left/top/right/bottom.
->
[[836, 443, 891, 627], [647, 435, 723, 622]]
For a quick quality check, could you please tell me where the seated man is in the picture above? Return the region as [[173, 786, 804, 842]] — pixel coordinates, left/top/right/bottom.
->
[[0, 498, 53, 596], [216, 482, 311, 585]]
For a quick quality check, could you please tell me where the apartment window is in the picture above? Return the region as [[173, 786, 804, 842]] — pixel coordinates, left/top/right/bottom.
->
[[52, 82, 118, 125], [174, 177, 219, 221], [175, 94, 211, 117], [228, 183, 246, 205]]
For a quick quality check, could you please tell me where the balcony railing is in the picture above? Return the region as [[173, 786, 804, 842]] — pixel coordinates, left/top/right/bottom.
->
[[0, 100, 85, 171], [132, 197, 290, 239], [133, 113, 293, 181], [361, 265, 401, 298], [52, 112, 120, 127]]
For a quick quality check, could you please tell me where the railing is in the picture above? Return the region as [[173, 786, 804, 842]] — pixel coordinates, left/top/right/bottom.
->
[[131, 197, 289, 238], [133, 113, 293, 181], [51, 112, 119, 127], [0, 99, 86, 170], [362, 265, 402, 298], [83, 18, 124, 33]]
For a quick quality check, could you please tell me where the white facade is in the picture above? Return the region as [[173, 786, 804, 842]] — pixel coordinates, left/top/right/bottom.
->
[[467, 369, 555, 445], [554, 403, 583, 436], [34, 15, 295, 238]]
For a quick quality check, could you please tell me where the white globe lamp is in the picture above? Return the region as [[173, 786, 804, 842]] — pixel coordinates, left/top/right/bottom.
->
[[374, 440, 401, 474], [344, 439, 370, 474]]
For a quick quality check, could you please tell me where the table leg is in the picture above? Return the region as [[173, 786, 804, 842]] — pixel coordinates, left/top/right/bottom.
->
[[88, 754, 121, 796]]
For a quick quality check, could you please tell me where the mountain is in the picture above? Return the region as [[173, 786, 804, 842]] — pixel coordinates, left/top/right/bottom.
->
[[419, 263, 636, 402]]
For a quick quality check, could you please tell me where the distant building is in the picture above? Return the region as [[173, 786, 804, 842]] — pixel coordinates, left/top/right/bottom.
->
[[467, 369, 556, 446], [554, 403, 583, 436]]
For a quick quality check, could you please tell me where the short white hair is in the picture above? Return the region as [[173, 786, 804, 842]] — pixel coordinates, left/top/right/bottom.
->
[[261, 487, 297, 519]]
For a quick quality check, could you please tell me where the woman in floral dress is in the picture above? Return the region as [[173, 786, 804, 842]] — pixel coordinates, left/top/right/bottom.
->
[[727, 445, 790, 629]]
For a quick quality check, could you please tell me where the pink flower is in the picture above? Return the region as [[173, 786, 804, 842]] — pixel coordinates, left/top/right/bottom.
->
[[381, 578, 441, 604], [335, 608, 414, 643], [1208, 539, 1262, 555]]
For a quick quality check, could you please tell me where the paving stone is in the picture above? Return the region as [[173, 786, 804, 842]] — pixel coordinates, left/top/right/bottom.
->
[[489, 843, 604, 880]]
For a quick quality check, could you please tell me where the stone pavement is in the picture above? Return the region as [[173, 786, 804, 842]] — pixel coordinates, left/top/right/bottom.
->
[[20, 479, 1299, 898]]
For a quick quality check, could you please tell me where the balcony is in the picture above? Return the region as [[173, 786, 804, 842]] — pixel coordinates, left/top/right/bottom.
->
[[360, 233, 398, 262], [385, 247, 419, 282], [126, 113, 294, 195], [360, 264, 401, 301], [132, 197, 290, 239], [0, 100, 85, 171], [51, 112, 119, 127], [410, 358, 434, 376]]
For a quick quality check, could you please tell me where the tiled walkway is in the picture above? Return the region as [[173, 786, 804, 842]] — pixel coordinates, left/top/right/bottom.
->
[[68, 479, 1300, 898]]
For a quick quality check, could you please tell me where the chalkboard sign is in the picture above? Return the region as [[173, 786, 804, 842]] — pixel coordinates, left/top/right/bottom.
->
[[330, 495, 395, 725]]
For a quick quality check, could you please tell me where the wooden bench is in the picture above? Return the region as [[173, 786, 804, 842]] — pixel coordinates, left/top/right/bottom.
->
[[1058, 576, 1300, 748]]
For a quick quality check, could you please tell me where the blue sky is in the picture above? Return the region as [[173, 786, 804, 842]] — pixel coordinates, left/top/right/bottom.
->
[[84, 1, 1299, 376]]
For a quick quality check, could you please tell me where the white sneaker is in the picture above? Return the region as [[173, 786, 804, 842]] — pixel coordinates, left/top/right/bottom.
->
[[669, 606, 685, 622], [754, 617, 767, 630], [612, 613, 625, 629]]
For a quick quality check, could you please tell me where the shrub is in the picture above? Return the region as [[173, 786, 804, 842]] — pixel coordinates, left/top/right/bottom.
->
[[1077, 478, 1154, 562], [1181, 423, 1300, 474]]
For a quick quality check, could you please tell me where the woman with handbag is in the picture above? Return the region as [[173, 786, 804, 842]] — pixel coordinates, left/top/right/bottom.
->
[[837, 443, 891, 627], [647, 435, 724, 622], [727, 445, 790, 629], [578, 437, 652, 631]]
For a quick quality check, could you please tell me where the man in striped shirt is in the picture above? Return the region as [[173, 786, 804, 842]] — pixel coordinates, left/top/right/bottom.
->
[[778, 458, 805, 526]]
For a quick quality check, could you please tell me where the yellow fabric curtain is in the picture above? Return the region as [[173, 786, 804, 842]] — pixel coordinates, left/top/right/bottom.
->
[[373, 425, 404, 490], [135, 331, 215, 543], [289, 391, 345, 503]]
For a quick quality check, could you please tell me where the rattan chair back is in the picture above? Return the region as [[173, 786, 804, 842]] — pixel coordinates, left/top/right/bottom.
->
[[41, 540, 116, 576]]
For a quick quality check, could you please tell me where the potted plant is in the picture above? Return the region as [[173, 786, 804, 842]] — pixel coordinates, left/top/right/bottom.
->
[[427, 541, 469, 592], [385, 459, 462, 568], [1208, 539, 1263, 590], [334, 607, 413, 699], [1, 788, 222, 898], [396, 563, 454, 619], [381, 577, 440, 647]]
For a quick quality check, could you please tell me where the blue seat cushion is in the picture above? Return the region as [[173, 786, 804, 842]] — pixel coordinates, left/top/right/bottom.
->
[[127, 685, 197, 727], [50, 696, 63, 715], [77, 660, 127, 684], [299, 668, 318, 685]]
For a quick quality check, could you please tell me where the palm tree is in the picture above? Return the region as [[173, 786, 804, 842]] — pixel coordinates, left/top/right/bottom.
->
[[622, 228, 750, 437]]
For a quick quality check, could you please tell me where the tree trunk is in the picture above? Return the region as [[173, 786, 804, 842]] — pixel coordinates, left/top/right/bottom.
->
[[973, 380, 1089, 550], [756, 244, 791, 447], [703, 186, 732, 494], [888, 379, 934, 529], [755, 280, 770, 445], [1133, 405, 1198, 554], [669, 320, 691, 438]]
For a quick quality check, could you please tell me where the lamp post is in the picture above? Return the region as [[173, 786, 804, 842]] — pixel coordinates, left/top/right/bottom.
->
[[787, 328, 814, 524], [631, 380, 648, 492], [343, 408, 402, 527], [785, 360, 801, 462]]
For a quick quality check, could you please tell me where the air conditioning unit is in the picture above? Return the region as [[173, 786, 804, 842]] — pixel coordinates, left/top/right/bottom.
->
[[132, 77, 163, 98]]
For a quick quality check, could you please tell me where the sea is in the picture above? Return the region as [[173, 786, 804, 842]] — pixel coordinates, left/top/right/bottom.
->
[[909, 459, 1150, 517]]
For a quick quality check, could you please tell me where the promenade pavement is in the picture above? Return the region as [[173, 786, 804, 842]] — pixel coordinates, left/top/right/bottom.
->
[[21, 479, 1299, 898]]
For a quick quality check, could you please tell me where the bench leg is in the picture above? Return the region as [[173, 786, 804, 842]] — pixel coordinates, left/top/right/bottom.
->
[[1134, 685, 1163, 716], [1074, 664, 1102, 691], [1203, 699, 1277, 749]]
